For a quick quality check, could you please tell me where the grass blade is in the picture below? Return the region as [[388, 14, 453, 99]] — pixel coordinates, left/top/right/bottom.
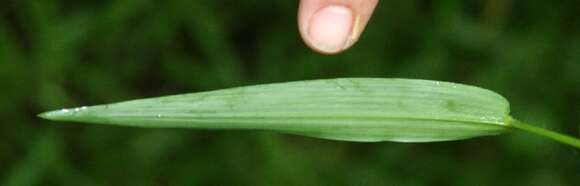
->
[[39, 78, 511, 142]]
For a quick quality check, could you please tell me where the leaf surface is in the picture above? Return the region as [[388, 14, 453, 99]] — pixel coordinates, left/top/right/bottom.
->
[[40, 78, 511, 142]]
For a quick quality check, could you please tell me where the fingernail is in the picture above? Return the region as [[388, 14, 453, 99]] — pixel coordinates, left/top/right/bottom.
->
[[308, 5, 354, 53]]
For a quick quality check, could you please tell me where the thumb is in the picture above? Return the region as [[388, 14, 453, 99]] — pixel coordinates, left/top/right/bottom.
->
[[298, 0, 379, 54]]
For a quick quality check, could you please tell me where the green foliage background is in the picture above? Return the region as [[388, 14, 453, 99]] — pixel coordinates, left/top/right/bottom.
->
[[1, 0, 579, 185]]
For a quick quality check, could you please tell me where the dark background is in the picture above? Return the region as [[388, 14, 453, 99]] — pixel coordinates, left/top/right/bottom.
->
[[1, 0, 579, 185]]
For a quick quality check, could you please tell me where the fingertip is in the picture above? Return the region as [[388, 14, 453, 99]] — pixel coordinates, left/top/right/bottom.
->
[[307, 5, 354, 54], [298, 0, 379, 54]]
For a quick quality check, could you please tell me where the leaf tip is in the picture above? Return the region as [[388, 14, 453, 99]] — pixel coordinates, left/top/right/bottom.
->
[[38, 109, 68, 121], [38, 106, 90, 121]]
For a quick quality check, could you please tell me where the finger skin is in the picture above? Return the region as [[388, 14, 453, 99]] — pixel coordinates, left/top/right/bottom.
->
[[298, 0, 379, 54]]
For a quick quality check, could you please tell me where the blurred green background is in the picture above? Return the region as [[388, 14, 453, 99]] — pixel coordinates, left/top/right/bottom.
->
[[1, 0, 579, 185]]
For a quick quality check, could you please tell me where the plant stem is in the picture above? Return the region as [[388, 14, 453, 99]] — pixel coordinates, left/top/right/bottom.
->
[[509, 119, 580, 149]]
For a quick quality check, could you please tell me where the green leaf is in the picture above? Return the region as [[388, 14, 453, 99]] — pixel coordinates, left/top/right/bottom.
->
[[39, 78, 511, 143]]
